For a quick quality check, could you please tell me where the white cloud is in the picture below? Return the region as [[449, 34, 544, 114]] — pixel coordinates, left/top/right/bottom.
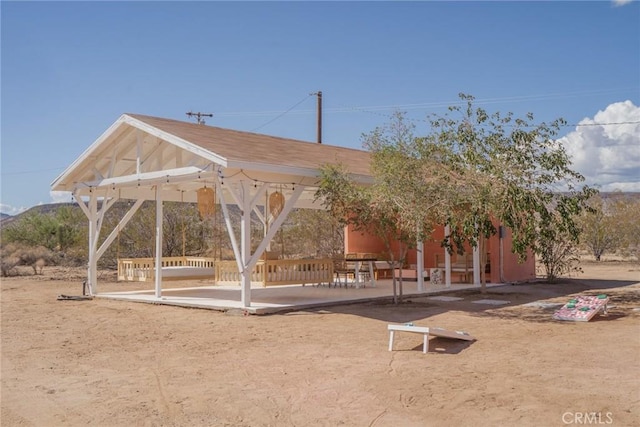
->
[[0, 193, 73, 216], [0, 203, 28, 216], [50, 191, 73, 204], [612, 0, 634, 6], [558, 100, 640, 192]]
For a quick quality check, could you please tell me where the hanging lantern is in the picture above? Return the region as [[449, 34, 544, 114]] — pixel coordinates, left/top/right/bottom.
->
[[269, 191, 285, 218], [197, 186, 216, 219]]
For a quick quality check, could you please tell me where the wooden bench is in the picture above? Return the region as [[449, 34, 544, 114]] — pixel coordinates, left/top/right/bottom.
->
[[388, 324, 475, 353]]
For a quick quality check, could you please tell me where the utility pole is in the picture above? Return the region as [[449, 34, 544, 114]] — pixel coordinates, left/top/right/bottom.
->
[[316, 91, 322, 143], [311, 91, 322, 143], [186, 111, 213, 125]]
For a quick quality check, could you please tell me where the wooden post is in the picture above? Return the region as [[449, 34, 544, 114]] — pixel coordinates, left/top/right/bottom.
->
[[154, 185, 163, 299], [445, 225, 452, 288]]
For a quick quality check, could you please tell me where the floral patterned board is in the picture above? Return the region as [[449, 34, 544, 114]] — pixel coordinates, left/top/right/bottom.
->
[[553, 295, 609, 322]]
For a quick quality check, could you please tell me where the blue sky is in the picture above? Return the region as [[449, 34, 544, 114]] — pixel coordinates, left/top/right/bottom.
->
[[1, 0, 639, 215]]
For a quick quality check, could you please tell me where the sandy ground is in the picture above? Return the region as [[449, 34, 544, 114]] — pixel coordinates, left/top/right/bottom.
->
[[1, 262, 639, 426]]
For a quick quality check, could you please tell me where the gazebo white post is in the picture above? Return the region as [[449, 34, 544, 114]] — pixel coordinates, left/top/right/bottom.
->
[[154, 185, 163, 298], [240, 181, 252, 308], [444, 225, 452, 288], [88, 192, 98, 295], [473, 244, 481, 286], [416, 236, 425, 293]]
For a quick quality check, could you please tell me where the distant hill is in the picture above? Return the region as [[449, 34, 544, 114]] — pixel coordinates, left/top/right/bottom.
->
[[1, 192, 637, 228], [0, 201, 249, 228], [0, 203, 79, 227]]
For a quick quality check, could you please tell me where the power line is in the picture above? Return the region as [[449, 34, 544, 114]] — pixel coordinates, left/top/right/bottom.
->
[[250, 94, 314, 132], [213, 87, 638, 117]]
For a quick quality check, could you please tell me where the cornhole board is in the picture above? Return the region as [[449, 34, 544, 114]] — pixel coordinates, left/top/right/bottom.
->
[[388, 324, 475, 354], [553, 295, 609, 322]]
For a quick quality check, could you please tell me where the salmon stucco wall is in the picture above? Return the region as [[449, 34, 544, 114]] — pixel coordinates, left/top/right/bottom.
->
[[344, 223, 536, 283], [497, 226, 536, 283], [344, 224, 387, 255]]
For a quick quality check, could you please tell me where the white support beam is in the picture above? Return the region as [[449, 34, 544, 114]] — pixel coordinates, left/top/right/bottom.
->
[[154, 137, 165, 171], [473, 245, 481, 286], [416, 239, 425, 293], [216, 176, 242, 272], [445, 225, 452, 288], [96, 198, 145, 260], [240, 181, 252, 308], [246, 185, 304, 273], [117, 187, 198, 203], [74, 190, 91, 219], [73, 165, 216, 192], [95, 190, 118, 235], [123, 114, 228, 167], [226, 182, 244, 208], [154, 185, 163, 298], [249, 182, 269, 224], [136, 130, 143, 174], [88, 193, 98, 295], [175, 145, 182, 169], [108, 140, 119, 178]]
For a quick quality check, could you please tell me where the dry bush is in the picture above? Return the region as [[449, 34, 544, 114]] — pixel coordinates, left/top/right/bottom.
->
[[1, 255, 20, 277], [0, 243, 53, 276]]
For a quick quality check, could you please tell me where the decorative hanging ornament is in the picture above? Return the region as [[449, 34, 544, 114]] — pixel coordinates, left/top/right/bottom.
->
[[197, 186, 216, 219], [269, 191, 285, 218]]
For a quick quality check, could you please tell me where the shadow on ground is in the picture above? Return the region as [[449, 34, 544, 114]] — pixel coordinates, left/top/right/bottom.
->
[[298, 278, 640, 325]]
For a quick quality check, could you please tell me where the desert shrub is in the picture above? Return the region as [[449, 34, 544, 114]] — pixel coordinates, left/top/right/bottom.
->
[[19, 246, 53, 274], [1, 243, 21, 276], [536, 236, 582, 283], [0, 243, 53, 276], [1, 255, 20, 277]]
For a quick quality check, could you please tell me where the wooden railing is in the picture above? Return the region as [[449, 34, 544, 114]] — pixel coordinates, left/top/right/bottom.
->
[[118, 256, 333, 287], [117, 256, 216, 282], [215, 258, 334, 287]]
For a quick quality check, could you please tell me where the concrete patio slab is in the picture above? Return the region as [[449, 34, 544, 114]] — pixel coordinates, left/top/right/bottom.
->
[[96, 280, 505, 314], [427, 296, 465, 302], [472, 299, 511, 305]]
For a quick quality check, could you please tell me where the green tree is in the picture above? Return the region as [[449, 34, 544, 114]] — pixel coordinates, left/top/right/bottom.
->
[[615, 197, 640, 262], [285, 209, 344, 258], [426, 94, 594, 287], [578, 194, 621, 261], [2, 211, 59, 250], [536, 200, 584, 283], [317, 113, 449, 303], [53, 205, 84, 251], [317, 163, 412, 303]]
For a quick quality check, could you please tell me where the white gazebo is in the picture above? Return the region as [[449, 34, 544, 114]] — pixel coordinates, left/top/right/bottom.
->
[[51, 114, 373, 308]]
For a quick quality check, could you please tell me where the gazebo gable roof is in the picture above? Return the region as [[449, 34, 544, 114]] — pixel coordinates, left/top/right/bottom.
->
[[51, 113, 373, 203]]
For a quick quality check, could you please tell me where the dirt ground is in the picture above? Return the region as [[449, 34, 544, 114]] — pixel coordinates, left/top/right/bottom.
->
[[2, 261, 639, 426]]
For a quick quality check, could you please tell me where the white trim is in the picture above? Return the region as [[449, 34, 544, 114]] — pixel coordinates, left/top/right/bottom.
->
[[51, 115, 129, 190], [123, 115, 228, 167], [416, 239, 425, 293], [73, 165, 216, 191], [445, 225, 452, 288], [246, 185, 305, 273], [154, 185, 163, 298], [216, 176, 242, 272], [96, 199, 144, 260], [473, 245, 481, 286], [240, 181, 252, 307], [229, 160, 373, 185]]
